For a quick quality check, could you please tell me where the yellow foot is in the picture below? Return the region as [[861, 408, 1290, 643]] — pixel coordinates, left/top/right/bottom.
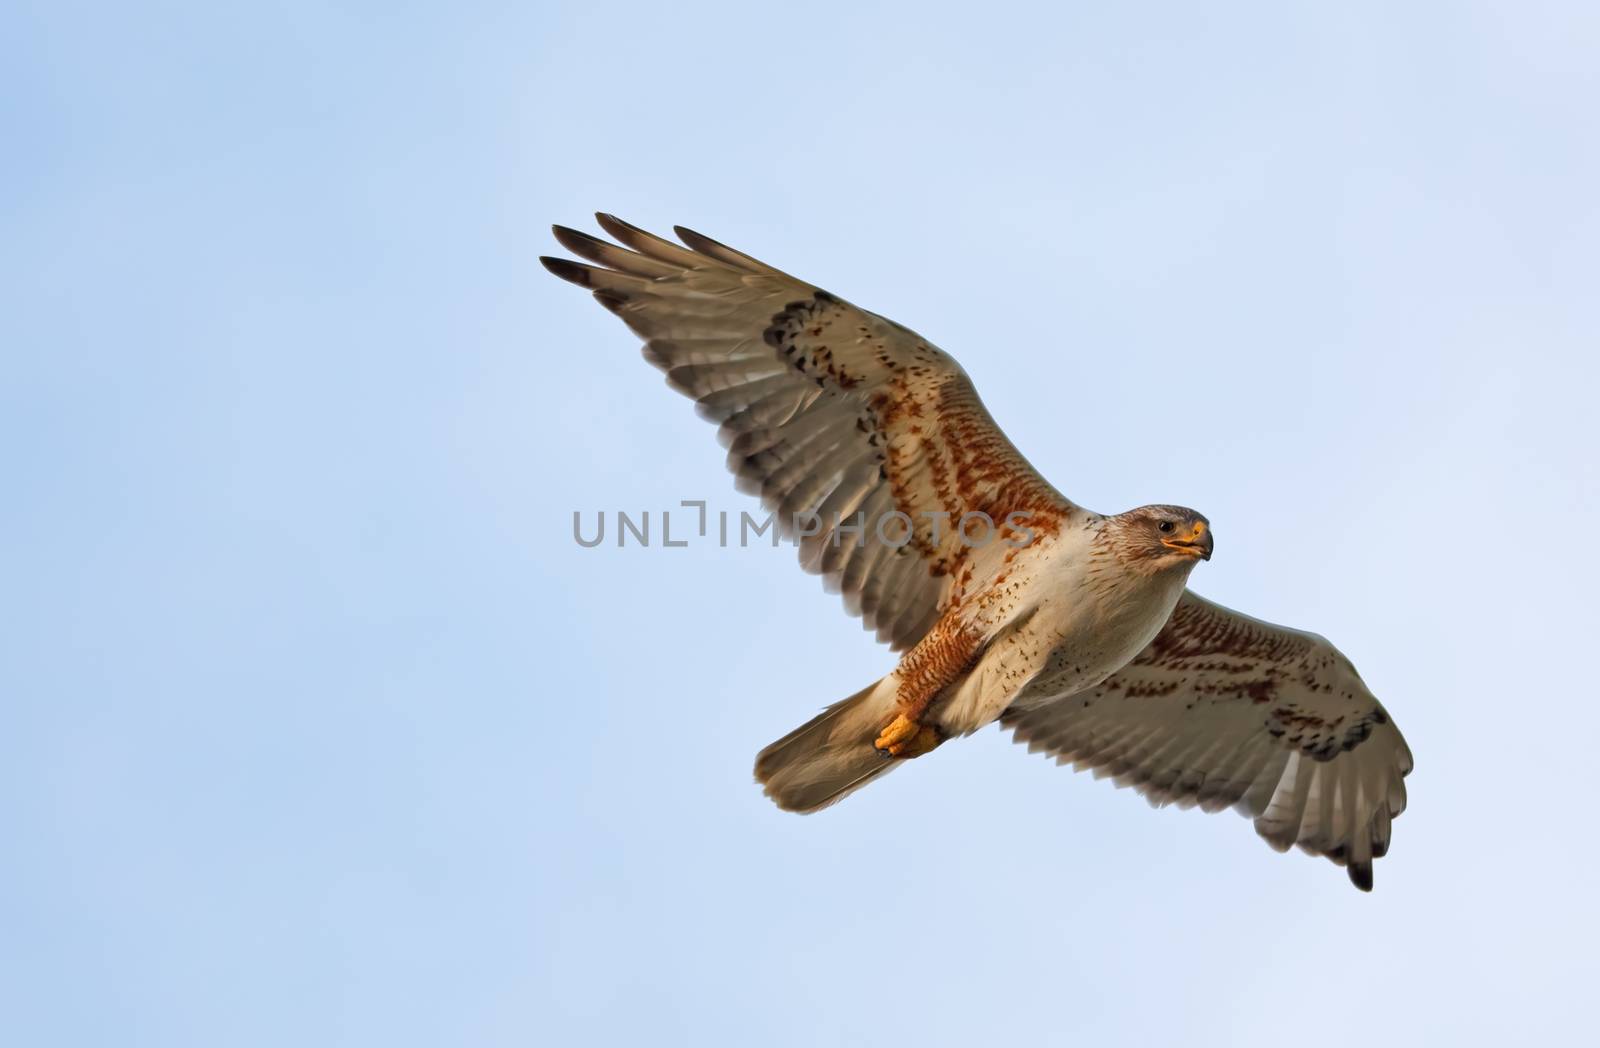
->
[[874, 713, 944, 759]]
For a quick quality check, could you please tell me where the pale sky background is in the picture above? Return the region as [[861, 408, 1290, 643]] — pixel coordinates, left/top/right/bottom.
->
[[4, 3, 1598, 1046]]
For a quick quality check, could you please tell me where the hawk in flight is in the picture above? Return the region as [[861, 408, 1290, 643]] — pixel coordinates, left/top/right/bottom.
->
[[543, 216, 1413, 890]]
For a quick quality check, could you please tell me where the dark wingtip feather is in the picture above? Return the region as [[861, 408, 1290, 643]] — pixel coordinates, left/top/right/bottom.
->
[[552, 225, 607, 257], [540, 256, 592, 287], [595, 212, 636, 240], [1348, 862, 1374, 892], [673, 224, 717, 250]]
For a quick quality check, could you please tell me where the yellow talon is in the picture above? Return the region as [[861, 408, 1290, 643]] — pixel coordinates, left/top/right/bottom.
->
[[874, 714, 944, 759], [875, 713, 918, 751]]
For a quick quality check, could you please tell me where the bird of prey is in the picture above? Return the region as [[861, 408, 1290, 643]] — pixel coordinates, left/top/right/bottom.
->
[[543, 215, 1413, 890]]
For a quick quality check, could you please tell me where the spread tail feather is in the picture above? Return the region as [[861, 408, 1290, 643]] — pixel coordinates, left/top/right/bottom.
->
[[755, 677, 899, 812]]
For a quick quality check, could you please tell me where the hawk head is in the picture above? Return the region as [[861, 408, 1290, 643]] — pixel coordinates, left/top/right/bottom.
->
[[1105, 505, 1213, 571]]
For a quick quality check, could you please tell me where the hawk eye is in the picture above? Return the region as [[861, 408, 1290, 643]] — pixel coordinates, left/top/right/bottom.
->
[[1158, 521, 1175, 533]]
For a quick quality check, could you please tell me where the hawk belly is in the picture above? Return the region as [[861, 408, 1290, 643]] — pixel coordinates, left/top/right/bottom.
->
[[933, 533, 1193, 734]]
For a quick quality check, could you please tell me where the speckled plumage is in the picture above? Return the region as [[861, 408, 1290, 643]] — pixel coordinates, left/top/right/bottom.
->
[[543, 216, 1413, 891]]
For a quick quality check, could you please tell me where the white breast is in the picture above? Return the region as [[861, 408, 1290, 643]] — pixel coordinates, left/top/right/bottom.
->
[[934, 532, 1194, 733]]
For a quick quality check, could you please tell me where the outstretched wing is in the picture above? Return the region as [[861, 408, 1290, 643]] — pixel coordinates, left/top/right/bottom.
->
[[1002, 591, 1413, 890], [543, 215, 1075, 651]]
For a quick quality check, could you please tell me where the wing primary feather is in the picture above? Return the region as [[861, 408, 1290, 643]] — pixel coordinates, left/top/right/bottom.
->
[[552, 225, 680, 278], [596, 213, 715, 269], [540, 255, 595, 287], [674, 225, 788, 276]]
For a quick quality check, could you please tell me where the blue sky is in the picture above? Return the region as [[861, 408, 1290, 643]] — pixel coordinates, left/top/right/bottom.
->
[[3, 2, 1597, 1045]]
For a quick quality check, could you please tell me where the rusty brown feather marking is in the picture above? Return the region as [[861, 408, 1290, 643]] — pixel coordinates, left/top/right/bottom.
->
[[893, 616, 986, 718], [1101, 596, 1391, 760], [936, 378, 1062, 531], [763, 293, 1068, 622], [880, 366, 1067, 585], [1137, 598, 1312, 665]]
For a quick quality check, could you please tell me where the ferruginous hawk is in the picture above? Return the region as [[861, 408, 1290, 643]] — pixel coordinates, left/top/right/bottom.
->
[[543, 215, 1412, 891]]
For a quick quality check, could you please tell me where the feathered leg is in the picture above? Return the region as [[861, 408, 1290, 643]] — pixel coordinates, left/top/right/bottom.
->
[[873, 617, 985, 757]]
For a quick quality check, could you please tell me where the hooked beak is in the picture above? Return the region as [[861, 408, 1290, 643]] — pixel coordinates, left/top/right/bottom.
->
[[1162, 522, 1213, 561]]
